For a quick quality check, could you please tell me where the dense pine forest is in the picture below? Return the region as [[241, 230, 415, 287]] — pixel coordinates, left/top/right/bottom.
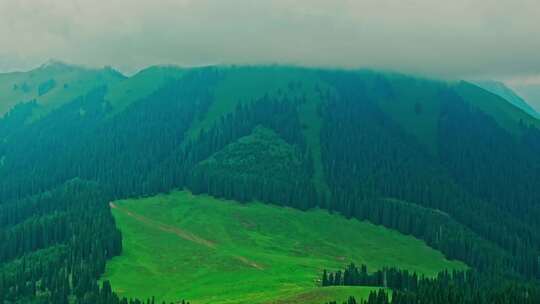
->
[[323, 264, 540, 304], [0, 179, 190, 303], [0, 64, 539, 303]]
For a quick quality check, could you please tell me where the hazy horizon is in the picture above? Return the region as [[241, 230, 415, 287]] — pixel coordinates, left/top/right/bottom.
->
[[1, 0, 539, 85]]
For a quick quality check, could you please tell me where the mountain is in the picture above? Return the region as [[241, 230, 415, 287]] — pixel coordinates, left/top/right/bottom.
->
[[511, 83, 540, 113], [0, 64, 539, 303], [473, 80, 540, 119]]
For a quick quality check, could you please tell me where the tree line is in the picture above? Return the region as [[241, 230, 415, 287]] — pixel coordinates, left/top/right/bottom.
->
[[0, 179, 190, 303], [319, 71, 540, 279], [323, 263, 540, 304]]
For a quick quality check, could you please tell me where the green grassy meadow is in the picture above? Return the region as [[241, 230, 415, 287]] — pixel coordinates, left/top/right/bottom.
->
[[103, 191, 466, 304]]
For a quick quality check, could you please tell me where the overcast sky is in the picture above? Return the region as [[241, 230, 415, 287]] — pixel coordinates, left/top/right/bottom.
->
[[0, 0, 539, 82]]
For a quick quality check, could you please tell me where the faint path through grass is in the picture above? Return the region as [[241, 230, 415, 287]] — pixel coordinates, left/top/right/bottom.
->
[[109, 202, 264, 270]]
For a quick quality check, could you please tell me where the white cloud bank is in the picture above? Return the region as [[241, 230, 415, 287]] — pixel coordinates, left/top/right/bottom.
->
[[0, 0, 539, 80]]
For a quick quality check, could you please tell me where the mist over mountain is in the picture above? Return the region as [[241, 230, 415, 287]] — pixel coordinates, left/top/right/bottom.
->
[[1, 0, 539, 81]]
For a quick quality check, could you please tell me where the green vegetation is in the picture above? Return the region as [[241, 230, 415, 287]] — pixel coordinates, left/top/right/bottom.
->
[[0, 61, 124, 120], [322, 264, 540, 304], [0, 180, 124, 303], [2, 64, 540, 304], [103, 190, 465, 303], [375, 74, 444, 153], [272, 286, 382, 304], [184, 66, 334, 202], [296, 79, 332, 200], [105, 65, 186, 116], [193, 126, 307, 186], [185, 67, 320, 140]]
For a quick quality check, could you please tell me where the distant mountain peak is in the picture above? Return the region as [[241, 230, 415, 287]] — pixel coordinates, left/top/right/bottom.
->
[[472, 80, 540, 119], [39, 59, 79, 71], [37, 60, 124, 78]]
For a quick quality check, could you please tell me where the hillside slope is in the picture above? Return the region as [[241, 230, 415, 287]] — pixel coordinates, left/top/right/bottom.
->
[[0, 64, 539, 303], [0, 61, 125, 120], [103, 191, 465, 304]]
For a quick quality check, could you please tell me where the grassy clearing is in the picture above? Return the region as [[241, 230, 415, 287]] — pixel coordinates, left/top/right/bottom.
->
[[103, 191, 466, 304], [270, 286, 383, 304]]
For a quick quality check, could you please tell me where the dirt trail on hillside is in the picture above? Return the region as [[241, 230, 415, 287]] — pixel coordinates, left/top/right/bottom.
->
[[109, 202, 264, 270], [110, 202, 215, 248]]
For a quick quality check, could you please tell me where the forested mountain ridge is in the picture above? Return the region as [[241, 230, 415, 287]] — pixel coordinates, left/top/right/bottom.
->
[[0, 65, 539, 303]]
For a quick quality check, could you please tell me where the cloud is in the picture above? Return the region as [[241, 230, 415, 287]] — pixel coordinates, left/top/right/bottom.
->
[[0, 0, 539, 79]]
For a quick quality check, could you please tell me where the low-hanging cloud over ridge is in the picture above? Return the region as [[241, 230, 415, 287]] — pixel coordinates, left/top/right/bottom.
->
[[0, 0, 539, 80]]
